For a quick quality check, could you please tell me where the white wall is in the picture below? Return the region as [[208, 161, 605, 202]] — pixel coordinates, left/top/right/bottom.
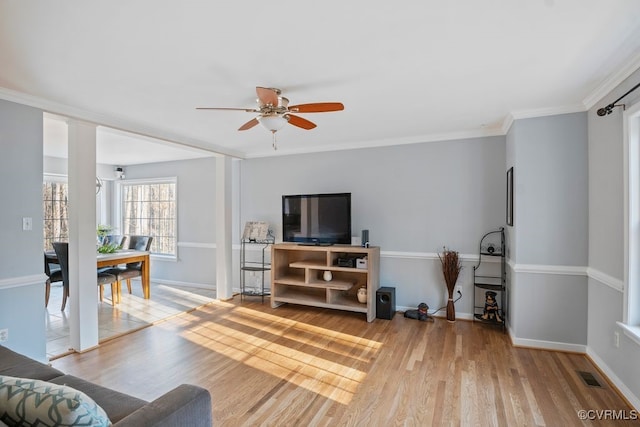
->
[[240, 136, 506, 314], [587, 67, 640, 409], [0, 99, 47, 360]]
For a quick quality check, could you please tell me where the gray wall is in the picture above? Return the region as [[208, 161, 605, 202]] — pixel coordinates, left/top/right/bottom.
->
[[587, 67, 640, 407], [3, 69, 639, 407], [511, 113, 588, 265], [0, 99, 47, 360], [124, 157, 218, 287], [506, 112, 589, 346], [240, 137, 506, 314], [44, 154, 229, 290]]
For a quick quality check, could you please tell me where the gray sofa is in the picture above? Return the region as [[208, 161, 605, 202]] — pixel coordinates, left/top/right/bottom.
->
[[0, 345, 212, 426]]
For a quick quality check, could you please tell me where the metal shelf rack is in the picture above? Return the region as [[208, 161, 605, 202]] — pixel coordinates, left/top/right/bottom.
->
[[473, 227, 506, 331], [240, 238, 274, 303]]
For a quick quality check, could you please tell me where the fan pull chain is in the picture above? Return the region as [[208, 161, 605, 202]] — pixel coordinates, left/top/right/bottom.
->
[[272, 131, 278, 150]]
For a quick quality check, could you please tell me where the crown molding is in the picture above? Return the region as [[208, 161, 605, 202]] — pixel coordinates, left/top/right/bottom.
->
[[0, 87, 244, 160], [500, 113, 515, 135], [4, 49, 639, 161], [498, 104, 587, 135], [245, 128, 505, 159], [582, 51, 640, 110], [510, 104, 587, 121]]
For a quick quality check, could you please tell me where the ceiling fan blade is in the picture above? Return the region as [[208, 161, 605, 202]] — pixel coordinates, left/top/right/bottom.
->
[[287, 114, 317, 130], [288, 102, 344, 113], [256, 87, 279, 106], [196, 107, 258, 112], [238, 118, 259, 131]]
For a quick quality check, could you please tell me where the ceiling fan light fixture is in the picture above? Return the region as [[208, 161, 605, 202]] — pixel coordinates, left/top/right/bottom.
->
[[257, 115, 288, 133]]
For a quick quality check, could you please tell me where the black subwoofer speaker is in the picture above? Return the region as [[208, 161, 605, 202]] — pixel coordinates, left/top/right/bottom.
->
[[376, 287, 396, 320]]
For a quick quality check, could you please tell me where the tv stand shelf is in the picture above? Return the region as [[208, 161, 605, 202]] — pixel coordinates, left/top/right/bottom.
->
[[271, 243, 380, 322], [275, 276, 354, 290]]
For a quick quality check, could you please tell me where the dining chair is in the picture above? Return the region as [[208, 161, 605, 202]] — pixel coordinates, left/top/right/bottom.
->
[[52, 242, 118, 310], [44, 252, 63, 308], [103, 234, 126, 248], [104, 235, 153, 297]]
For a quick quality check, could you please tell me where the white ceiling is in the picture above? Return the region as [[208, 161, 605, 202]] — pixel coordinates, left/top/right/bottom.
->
[[43, 114, 214, 166], [2, 1, 640, 161]]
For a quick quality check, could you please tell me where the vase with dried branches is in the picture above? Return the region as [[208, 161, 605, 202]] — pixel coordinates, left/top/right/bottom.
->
[[438, 247, 462, 322]]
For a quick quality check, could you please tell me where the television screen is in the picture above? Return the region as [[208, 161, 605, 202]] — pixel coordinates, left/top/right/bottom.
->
[[282, 193, 351, 245]]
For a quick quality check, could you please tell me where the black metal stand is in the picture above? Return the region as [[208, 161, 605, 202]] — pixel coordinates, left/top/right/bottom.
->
[[240, 238, 273, 303], [473, 227, 507, 332]]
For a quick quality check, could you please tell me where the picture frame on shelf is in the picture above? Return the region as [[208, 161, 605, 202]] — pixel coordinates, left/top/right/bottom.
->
[[242, 221, 269, 241], [506, 167, 514, 226]]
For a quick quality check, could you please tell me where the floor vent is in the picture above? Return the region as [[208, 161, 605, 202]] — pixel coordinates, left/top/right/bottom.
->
[[578, 371, 602, 388]]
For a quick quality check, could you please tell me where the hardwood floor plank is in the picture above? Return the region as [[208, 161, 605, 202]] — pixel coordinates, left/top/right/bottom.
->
[[51, 298, 639, 426]]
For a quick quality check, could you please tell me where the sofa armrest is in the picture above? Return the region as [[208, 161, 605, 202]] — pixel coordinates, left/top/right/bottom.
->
[[114, 384, 212, 427]]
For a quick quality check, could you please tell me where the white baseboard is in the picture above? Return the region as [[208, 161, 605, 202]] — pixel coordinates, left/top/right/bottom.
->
[[587, 347, 640, 411], [508, 329, 587, 353]]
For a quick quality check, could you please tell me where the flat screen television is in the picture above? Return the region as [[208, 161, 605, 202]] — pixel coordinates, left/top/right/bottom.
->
[[282, 193, 351, 245]]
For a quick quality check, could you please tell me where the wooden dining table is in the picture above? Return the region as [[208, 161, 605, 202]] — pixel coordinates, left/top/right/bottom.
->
[[45, 250, 151, 300]]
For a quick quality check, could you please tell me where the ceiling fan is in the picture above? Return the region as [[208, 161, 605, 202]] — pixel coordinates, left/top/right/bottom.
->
[[197, 87, 344, 149]]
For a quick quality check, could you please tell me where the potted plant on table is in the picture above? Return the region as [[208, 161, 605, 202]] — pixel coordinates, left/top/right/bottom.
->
[[438, 247, 462, 322], [96, 224, 119, 254]]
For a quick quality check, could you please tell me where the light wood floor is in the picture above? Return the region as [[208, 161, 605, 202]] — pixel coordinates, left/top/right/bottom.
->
[[52, 299, 639, 426], [45, 281, 216, 359]]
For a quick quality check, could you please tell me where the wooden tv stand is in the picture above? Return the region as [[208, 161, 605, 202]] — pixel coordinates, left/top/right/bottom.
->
[[271, 243, 380, 322]]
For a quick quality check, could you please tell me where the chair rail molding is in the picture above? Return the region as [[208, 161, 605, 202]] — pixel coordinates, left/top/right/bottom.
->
[[512, 263, 588, 276], [380, 250, 500, 263], [507, 262, 624, 293], [0, 274, 47, 290], [587, 267, 624, 293], [177, 242, 217, 249], [151, 278, 216, 290]]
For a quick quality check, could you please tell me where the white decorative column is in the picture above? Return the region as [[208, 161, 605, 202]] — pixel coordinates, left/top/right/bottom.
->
[[216, 155, 233, 300], [67, 119, 99, 351]]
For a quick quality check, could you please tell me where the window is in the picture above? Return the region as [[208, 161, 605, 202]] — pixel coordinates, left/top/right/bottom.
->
[[120, 178, 177, 257], [622, 101, 640, 344], [43, 178, 69, 250]]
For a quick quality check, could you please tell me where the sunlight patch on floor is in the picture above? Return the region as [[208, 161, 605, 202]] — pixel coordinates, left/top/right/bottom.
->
[[183, 305, 382, 404], [233, 305, 383, 348], [223, 309, 379, 363]]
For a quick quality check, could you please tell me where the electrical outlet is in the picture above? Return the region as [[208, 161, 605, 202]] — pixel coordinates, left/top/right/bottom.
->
[[614, 331, 620, 348], [0, 329, 8, 342], [455, 285, 462, 296]]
